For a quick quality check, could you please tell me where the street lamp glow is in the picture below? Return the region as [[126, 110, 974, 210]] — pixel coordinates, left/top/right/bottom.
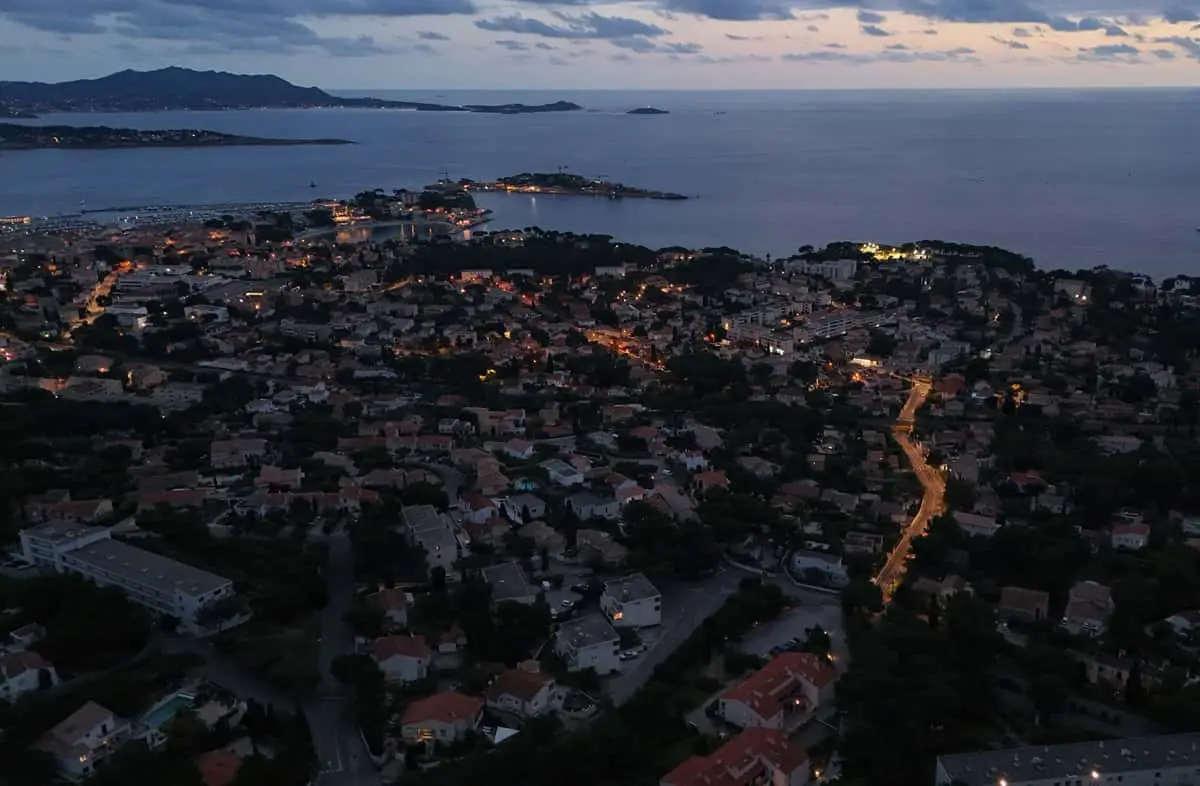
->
[[1092, 772, 1100, 780]]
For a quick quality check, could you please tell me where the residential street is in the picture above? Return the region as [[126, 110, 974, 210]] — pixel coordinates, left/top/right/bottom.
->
[[874, 378, 945, 601]]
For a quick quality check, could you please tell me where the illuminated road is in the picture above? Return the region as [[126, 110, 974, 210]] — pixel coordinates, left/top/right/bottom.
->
[[874, 378, 945, 603]]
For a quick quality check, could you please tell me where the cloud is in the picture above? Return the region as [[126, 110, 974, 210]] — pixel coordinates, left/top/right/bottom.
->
[[861, 24, 892, 36], [857, 10, 887, 23], [1154, 34, 1200, 57], [475, 11, 667, 39], [991, 35, 1031, 48], [807, 24, 821, 31], [1163, 6, 1199, 23], [922, 28, 938, 33], [495, 39, 528, 51], [824, 42, 847, 47], [782, 46, 977, 64], [1104, 24, 1129, 35], [417, 30, 450, 40], [725, 33, 763, 40], [657, 0, 795, 20], [886, 42, 909, 49], [1152, 47, 1177, 57], [611, 36, 702, 53], [1076, 42, 1141, 59]]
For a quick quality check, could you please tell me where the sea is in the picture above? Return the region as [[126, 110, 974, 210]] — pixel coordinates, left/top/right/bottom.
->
[[2, 88, 1199, 279]]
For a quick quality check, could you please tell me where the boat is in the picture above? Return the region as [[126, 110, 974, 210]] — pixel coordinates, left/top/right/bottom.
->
[[309, 181, 317, 188]]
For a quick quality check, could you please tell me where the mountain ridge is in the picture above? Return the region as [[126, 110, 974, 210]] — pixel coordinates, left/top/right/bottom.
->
[[0, 67, 583, 116]]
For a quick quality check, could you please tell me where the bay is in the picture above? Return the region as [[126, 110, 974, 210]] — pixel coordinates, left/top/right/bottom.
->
[[1, 88, 1198, 278]]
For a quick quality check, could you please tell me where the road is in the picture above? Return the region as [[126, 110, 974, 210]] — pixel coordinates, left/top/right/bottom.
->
[[873, 377, 945, 602]]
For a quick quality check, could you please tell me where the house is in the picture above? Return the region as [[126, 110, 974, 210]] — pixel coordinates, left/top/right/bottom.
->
[[554, 614, 621, 675], [503, 439, 535, 460], [678, 450, 709, 471], [998, 586, 1050, 623], [601, 573, 662, 628], [1112, 522, 1150, 551], [402, 505, 458, 577], [210, 438, 268, 470], [459, 492, 500, 525], [693, 470, 730, 496], [36, 701, 131, 780], [541, 458, 585, 487], [715, 652, 838, 731], [400, 691, 484, 744], [371, 636, 432, 683], [1163, 610, 1200, 639], [486, 662, 557, 718], [195, 748, 244, 786], [660, 727, 810, 786], [7, 622, 45, 650], [911, 575, 972, 607], [0, 650, 56, 701], [1062, 581, 1115, 637], [255, 465, 303, 490], [502, 493, 546, 523], [568, 492, 621, 521], [577, 528, 629, 567], [952, 510, 1001, 539], [367, 588, 409, 630], [791, 550, 849, 587], [482, 562, 538, 607]]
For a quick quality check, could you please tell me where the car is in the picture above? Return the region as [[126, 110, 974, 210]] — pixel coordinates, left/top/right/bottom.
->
[[620, 649, 640, 660], [560, 599, 575, 608], [569, 583, 589, 593]]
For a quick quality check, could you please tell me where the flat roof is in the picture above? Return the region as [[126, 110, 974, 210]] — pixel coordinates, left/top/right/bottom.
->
[[557, 613, 619, 651], [936, 734, 1200, 786], [403, 504, 445, 533], [22, 521, 107, 545], [62, 539, 231, 599], [482, 562, 535, 602], [603, 573, 660, 603]]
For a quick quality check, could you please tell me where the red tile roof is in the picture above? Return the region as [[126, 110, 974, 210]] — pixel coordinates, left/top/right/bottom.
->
[[371, 635, 430, 662], [660, 727, 808, 786], [401, 691, 483, 726], [196, 749, 243, 786], [486, 667, 554, 703], [719, 652, 836, 722]]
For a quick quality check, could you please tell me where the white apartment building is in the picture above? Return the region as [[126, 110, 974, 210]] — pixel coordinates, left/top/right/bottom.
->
[[601, 573, 662, 628], [790, 258, 859, 281], [19, 522, 234, 630], [935, 733, 1200, 786], [37, 701, 132, 780], [402, 504, 459, 577], [554, 614, 621, 675]]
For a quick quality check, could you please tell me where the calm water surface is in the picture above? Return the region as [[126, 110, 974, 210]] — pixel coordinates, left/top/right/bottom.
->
[[2, 89, 1198, 277]]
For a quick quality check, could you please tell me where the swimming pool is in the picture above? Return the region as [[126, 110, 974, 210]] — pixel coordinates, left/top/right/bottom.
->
[[141, 694, 193, 730]]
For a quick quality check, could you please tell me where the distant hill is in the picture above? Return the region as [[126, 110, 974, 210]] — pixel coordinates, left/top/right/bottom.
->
[[0, 67, 583, 116]]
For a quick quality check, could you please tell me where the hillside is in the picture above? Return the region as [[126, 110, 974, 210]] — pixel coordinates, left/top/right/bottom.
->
[[0, 67, 582, 116]]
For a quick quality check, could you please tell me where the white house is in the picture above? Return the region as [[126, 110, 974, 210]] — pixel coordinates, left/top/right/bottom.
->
[[485, 664, 557, 718], [37, 701, 131, 780], [1112, 523, 1150, 551], [502, 493, 546, 522], [371, 636, 432, 683], [0, 650, 56, 702], [503, 439, 535, 460], [458, 492, 499, 525], [601, 573, 662, 628], [541, 458, 585, 487], [678, 450, 709, 471], [400, 692, 483, 745], [791, 550, 849, 587], [568, 492, 621, 521], [554, 614, 621, 675], [953, 510, 1002, 539], [716, 652, 838, 731]]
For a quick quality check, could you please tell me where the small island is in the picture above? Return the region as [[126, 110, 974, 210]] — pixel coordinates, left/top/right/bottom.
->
[[462, 172, 688, 200], [0, 123, 353, 151], [628, 107, 669, 115]]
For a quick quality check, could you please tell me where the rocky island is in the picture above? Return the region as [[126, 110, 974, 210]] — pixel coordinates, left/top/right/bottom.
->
[[628, 107, 669, 115], [462, 172, 688, 200], [0, 67, 583, 117], [0, 123, 353, 150]]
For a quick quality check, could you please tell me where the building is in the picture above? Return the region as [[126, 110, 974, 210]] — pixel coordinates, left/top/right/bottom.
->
[[210, 438, 268, 470], [1063, 580, 1115, 637], [402, 505, 459, 577], [999, 586, 1051, 623], [19, 522, 234, 631], [482, 561, 538, 606], [541, 458, 585, 487], [568, 492, 621, 521], [36, 701, 132, 780], [486, 662, 557, 718], [934, 733, 1200, 786], [601, 573, 662, 628], [1112, 523, 1151, 551], [0, 650, 56, 701], [554, 614, 621, 675], [367, 588, 409, 630], [400, 691, 484, 744], [715, 652, 838, 731], [661, 727, 810, 786], [371, 636, 432, 683], [791, 550, 850, 587], [502, 493, 546, 522]]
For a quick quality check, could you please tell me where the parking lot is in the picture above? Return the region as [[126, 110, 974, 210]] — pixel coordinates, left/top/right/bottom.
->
[[739, 601, 849, 672]]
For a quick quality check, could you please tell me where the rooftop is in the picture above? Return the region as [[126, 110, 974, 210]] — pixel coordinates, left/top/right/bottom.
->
[[401, 691, 484, 726], [21, 520, 107, 545], [936, 733, 1200, 786], [556, 613, 619, 651], [482, 561, 536, 603], [603, 572, 660, 603], [63, 539, 231, 599], [402, 504, 446, 533]]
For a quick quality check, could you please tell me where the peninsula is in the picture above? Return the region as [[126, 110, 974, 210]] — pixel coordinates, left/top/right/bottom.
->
[[0, 67, 583, 117], [463, 172, 688, 200], [628, 107, 669, 115], [0, 123, 353, 151]]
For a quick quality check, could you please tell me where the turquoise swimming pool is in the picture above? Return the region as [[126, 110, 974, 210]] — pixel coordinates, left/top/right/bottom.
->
[[141, 694, 193, 730]]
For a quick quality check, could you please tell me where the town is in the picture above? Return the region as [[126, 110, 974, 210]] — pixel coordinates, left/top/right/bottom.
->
[[1, 191, 1200, 786]]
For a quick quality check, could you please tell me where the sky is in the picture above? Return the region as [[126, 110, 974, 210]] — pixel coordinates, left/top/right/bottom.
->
[[1, 0, 1199, 89]]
